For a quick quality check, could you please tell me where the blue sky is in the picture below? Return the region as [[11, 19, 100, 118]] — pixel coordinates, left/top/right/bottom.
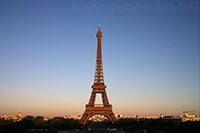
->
[[0, 0, 199, 116]]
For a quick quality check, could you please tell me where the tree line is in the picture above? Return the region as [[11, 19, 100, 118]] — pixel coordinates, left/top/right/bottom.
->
[[0, 116, 200, 133], [0, 116, 80, 133]]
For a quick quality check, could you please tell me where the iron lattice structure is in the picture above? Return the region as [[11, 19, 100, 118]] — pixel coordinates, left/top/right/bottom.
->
[[80, 25, 117, 125]]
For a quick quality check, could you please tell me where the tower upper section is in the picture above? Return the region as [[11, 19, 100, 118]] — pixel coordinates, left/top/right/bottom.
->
[[93, 24, 106, 88]]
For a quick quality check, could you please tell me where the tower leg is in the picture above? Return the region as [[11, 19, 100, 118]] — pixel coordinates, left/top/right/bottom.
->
[[80, 107, 117, 125]]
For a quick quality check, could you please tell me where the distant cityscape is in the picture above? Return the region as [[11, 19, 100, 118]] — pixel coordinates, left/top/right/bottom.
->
[[1, 110, 199, 123]]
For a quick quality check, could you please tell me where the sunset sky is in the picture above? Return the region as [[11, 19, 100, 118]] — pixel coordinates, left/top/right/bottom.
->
[[0, 0, 199, 117]]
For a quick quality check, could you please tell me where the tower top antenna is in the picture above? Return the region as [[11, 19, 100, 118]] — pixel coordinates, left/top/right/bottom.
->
[[98, 22, 101, 30]]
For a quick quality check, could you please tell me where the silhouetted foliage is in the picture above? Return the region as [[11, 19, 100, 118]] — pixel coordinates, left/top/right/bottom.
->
[[33, 116, 47, 128], [178, 121, 200, 133], [0, 118, 13, 126], [0, 117, 80, 133], [48, 117, 80, 130], [113, 118, 200, 133], [0, 117, 199, 133], [23, 115, 34, 121]]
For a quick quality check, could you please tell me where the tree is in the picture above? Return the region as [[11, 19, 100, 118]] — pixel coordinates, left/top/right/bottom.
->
[[23, 115, 34, 121], [33, 116, 46, 128]]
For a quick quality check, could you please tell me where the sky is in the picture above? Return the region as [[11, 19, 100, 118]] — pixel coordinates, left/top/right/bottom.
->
[[0, 0, 199, 117]]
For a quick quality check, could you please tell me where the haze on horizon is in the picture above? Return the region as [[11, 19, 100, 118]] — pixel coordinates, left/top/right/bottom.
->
[[0, 0, 199, 117]]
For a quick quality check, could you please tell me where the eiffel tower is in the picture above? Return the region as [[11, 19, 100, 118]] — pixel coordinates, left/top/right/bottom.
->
[[80, 25, 117, 125]]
